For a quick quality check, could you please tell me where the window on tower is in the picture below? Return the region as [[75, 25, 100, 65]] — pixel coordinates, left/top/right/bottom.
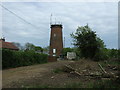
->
[[54, 34, 56, 37], [53, 49, 56, 53]]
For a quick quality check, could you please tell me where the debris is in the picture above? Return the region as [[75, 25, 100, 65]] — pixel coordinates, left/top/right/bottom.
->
[[63, 83, 66, 85], [74, 71, 82, 76], [98, 63, 107, 74], [51, 76, 54, 79], [70, 71, 74, 74], [63, 60, 118, 81], [112, 67, 117, 70], [65, 65, 102, 77], [107, 64, 110, 67], [65, 65, 75, 71], [95, 71, 102, 76], [21, 85, 24, 88], [102, 73, 111, 78], [69, 61, 75, 63], [101, 78, 111, 81], [65, 65, 81, 76], [82, 70, 87, 72]]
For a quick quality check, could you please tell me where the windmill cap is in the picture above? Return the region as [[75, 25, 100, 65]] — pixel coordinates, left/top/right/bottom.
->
[[51, 24, 62, 28]]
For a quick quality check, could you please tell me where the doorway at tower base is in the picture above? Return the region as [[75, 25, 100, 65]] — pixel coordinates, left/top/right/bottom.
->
[[48, 56, 57, 62]]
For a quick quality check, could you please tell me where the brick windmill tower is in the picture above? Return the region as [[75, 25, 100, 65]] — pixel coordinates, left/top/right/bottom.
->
[[48, 15, 63, 62]]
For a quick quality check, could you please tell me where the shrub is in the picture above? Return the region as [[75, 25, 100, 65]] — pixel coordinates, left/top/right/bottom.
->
[[2, 49, 48, 69], [71, 25, 106, 61]]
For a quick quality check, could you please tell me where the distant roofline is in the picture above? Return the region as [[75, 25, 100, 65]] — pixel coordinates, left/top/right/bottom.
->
[[0, 40, 19, 50]]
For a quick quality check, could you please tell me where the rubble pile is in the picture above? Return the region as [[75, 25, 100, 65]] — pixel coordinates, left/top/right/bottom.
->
[[63, 59, 119, 80]]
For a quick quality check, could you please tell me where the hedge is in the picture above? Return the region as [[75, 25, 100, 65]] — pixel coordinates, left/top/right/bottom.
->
[[2, 49, 48, 69]]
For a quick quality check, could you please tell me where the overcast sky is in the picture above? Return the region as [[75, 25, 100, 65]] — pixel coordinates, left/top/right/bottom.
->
[[2, 2, 118, 48]]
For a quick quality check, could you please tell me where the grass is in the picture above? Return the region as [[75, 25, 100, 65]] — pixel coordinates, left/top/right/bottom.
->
[[63, 80, 120, 88], [23, 85, 52, 88], [64, 82, 82, 88], [52, 68, 63, 74], [99, 60, 120, 67], [23, 83, 82, 88], [87, 80, 120, 88], [22, 79, 120, 88]]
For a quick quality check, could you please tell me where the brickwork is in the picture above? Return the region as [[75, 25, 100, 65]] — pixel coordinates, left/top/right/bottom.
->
[[49, 24, 63, 57], [48, 56, 57, 62]]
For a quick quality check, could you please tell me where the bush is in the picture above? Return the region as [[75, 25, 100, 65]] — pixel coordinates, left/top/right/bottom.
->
[[93, 48, 109, 61], [61, 48, 73, 56], [71, 25, 106, 61], [2, 49, 48, 69]]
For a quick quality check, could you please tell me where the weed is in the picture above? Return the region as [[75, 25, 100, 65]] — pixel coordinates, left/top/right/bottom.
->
[[99, 60, 120, 68], [87, 80, 120, 88], [64, 82, 82, 88], [52, 68, 63, 73], [23, 85, 52, 88]]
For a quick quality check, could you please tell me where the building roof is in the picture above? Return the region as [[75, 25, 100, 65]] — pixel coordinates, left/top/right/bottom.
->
[[0, 39, 19, 50]]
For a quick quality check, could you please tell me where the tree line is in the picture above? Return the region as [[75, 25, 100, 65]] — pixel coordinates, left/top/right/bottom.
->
[[62, 24, 119, 61], [12, 42, 49, 53], [2, 43, 49, 69]]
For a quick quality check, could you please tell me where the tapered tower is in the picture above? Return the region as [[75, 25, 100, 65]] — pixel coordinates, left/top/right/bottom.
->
[[49, 24, 63, 57]]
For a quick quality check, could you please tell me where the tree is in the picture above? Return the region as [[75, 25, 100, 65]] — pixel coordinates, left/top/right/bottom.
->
[[12, 42, 23, 50], [72, 47, 81, 57], [109, 49, 118, 58], [34, 46, 43, 52], [61, 47, 73, 56], [25, 43, 35, 50], [42, 46, 49, 54], [71, 24, 105, 60], [43, 46, 49, 51]]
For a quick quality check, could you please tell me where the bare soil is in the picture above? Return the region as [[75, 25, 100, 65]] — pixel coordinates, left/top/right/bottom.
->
[[2, 59, 119, 88], [2, 60, 74, 88]]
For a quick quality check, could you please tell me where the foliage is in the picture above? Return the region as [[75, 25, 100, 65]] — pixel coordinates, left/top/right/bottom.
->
[[72, 47, 81, 58], [99, 48, 119, 60], [87, 80, 120, 88], [109, 49, 118, 58], [100, 59, 120, 68], [2, 49, 48, 69], [93, 48, 109, 61], [61, 47, 73, 56], [71, 24, 106, 61], [24, 43, 44, 53], [118, 49, 120, 59], [64, 79, 120, 88], [43, 46, 49, 51], [25, 42, 35, 50], [24, 85, 51, 88], [34, 46, 43, 52], [64, 82, 82, 88], [12, 42, 24, 50]]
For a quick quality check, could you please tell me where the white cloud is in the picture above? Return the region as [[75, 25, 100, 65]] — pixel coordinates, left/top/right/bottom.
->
[[2, 2, 118, 48]]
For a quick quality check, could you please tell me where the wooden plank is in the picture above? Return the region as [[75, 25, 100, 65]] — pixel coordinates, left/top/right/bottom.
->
[[98, 63, 107, 74], [65, 65, 82, 76]]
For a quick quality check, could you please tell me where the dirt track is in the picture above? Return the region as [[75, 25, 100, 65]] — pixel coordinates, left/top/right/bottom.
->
[[3, 59, 119, 88], [2, 60, 74, 88]]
